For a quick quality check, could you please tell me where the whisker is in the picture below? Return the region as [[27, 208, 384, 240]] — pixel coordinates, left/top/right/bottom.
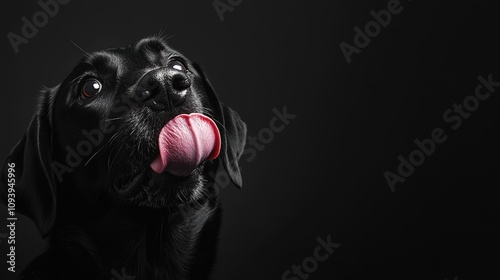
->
[[200, 188, 217, 206], [201, 107, 215, 116], [103, 117, 123, 122], [84, 131, 121, 166], [160, 33, 175, 42], [91, 135, 125, 206], [84, 145, 107, 167], [92, 177, 105, 207], [108, 143, 125, 170], [104, 142, 126, 191], [89, 131, 125, 206], [67, 75, 84, 87], [212, 118, 228, 134], [200, 107, 229, 134], [69, 39, 91, 58]]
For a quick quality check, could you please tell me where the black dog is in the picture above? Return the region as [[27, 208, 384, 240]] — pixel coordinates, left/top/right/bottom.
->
[[1, 37, 246, 280]]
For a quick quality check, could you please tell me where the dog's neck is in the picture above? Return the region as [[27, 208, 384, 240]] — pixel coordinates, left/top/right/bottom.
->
[[33, 197, 221, 280]]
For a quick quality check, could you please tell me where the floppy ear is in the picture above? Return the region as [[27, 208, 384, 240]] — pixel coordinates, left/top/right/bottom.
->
[[193, 63, 247, 188], [0, 88, 57, 237], [219, 105, 247, 188]]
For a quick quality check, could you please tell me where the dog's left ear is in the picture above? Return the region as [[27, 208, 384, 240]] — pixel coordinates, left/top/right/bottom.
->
[[193, 63, 247, 188], [0, 88, 57, 237]]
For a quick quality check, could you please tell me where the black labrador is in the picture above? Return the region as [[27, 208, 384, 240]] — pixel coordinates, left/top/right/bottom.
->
[[1, 37, 246, 280]]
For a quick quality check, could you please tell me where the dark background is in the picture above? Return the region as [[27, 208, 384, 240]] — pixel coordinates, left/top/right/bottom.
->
[[1, 0, 499, 279]]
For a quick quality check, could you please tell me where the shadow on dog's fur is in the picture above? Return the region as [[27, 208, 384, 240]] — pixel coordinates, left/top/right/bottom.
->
[[1, 36, 246, 280]]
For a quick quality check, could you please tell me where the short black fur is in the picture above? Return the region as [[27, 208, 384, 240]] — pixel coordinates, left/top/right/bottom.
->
[[0, 37, 247, 280]]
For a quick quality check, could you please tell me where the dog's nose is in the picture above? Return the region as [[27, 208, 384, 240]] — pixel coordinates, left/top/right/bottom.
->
[[136, 68, 191, 109]]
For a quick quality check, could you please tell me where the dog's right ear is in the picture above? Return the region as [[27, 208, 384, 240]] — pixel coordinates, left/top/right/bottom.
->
[[192, 63, 247, 189], [1, 87, 57, 238]]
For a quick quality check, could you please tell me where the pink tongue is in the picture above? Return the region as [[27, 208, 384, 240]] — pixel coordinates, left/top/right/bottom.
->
[[150, 113, 221, 176]]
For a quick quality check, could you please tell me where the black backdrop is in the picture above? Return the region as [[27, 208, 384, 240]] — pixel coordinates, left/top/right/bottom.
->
[[1, 0, 499, 279]]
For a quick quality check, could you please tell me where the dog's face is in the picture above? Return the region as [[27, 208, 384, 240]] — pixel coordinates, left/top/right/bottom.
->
[[52, 38, 229, 205], [1, 37, 247, 236]]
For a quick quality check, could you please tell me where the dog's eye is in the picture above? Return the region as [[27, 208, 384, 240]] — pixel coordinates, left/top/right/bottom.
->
[[81, 79, 102, 98], [167, 60, 187, 73]]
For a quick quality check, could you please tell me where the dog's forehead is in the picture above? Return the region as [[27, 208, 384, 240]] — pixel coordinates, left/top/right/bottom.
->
[[83, 37, 181, 76], [131, 37, 175, 61]]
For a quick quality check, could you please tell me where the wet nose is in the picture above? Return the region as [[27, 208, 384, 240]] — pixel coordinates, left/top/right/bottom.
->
[[135, 67, 191, 110]]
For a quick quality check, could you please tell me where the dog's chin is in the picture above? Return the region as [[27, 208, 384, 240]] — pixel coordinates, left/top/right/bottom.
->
[[113, 168, 152, 198], [112, 165, 207, 208]]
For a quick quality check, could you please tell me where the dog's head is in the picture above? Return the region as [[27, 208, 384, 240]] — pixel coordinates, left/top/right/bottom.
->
[[0, 37, 246, 236]]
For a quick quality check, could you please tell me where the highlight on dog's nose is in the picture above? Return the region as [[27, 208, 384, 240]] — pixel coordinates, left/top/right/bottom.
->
[[136, 65, 191, 110]]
